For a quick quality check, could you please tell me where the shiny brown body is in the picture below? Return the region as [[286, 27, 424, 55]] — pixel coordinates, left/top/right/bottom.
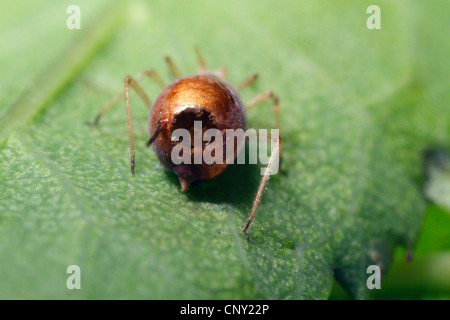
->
[[149, 75, 247, 187]]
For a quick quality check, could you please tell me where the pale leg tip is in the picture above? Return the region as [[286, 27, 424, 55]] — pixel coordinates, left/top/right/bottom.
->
[[242, 229, 249, 241]]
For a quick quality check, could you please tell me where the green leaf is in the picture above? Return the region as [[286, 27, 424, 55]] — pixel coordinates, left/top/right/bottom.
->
[[0, 0, 448, 299]]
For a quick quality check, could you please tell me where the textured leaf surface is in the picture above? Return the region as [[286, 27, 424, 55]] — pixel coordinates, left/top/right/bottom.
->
[[0, 0, 448, 299]]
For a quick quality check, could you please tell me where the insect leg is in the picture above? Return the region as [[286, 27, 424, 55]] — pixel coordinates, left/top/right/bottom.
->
[[146, 120, 167, 147], [165, 56, 182, 79], [245, 90, 280, 130], [195, 47, 207, 73], [245, 90, 282, 167], [242, 132, 280, 240], [242, 90, 283, 240], [91, 69, 164, 127], [236, 73, 258, 90], [124, 75, 154, 175]]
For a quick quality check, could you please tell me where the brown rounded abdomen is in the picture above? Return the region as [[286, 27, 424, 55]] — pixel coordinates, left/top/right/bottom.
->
[[148, 75, 247, 183]]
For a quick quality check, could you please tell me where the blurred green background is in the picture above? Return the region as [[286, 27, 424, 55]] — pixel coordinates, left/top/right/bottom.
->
[[0, 0, 448, 299]]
